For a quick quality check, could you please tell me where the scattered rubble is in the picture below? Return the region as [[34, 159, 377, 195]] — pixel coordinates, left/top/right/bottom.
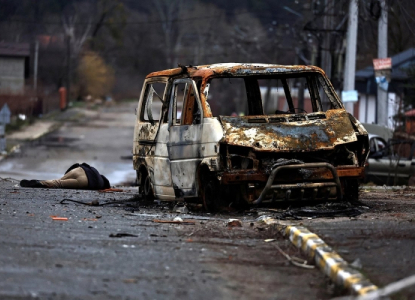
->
[[227, 219, 242, 227]]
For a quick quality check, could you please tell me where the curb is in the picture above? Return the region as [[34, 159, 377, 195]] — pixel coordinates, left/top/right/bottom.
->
[[282, 224, 378, 296]]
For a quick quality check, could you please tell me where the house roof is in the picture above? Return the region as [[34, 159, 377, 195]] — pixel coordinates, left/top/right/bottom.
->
[[0, 42, 30, 57], [405, 109, 415, 117], [356, 48, 415, 81]]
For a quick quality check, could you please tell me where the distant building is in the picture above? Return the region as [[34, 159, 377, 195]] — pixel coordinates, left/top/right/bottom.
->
[[404, 109, 415, 135], [0, 42, 30, 95], [355, 48, 415, 129]]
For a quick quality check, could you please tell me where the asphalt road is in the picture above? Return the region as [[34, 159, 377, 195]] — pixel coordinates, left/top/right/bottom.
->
[[0, 102, 414, 299], [0, 102, 137, 185], [1, 181, 415, 300], [0, 179, 334, 300], [0, 102, 331, 299]]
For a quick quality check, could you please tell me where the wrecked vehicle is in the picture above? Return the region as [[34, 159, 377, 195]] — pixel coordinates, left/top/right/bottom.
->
[[133, 63, 369, 210], [366, 135, 415, 185]]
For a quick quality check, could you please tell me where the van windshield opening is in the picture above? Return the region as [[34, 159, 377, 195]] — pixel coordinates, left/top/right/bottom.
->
[[205, 73, 340, 117]]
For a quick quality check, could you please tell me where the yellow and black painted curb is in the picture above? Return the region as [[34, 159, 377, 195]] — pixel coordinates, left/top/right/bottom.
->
[[282, 224, 378, 296]]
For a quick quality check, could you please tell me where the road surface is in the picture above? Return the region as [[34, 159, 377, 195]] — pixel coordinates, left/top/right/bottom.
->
[[0, 101, 414, 299]]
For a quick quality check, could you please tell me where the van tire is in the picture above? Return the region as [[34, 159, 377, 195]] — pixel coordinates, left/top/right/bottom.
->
[[138, 169, 154, 201], [143, 175, 155, 201], [202, 179, 221, 212]]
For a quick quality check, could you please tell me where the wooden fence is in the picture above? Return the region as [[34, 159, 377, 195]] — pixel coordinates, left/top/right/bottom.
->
[[0, 92, 60, 117]]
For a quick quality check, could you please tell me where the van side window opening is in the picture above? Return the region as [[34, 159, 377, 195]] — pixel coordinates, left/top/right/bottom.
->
[[205, 74, 338, 117], [172, 82, 186, 124], [140, 82, 166, 123], [172, 81, 201, 125]]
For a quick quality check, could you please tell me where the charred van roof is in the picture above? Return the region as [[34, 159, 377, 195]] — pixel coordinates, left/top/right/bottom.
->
[[146, 63, 326, 79]]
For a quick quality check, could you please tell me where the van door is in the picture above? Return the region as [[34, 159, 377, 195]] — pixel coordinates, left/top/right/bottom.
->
[[167, 78, 204, 199], [133, 78, 175, 200]]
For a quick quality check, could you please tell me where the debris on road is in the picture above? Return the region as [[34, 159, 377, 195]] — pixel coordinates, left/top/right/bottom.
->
[[255, 202, 362, 221], [60, 197, 140, 208], [153, 219, 196, 225], [50, 216, 68, 221], [256, 215, 278, 225], [99, 188, 124, 193], [350, 258, 363, 270], [227, 219, 243, 227], [60, 198, 100, 206], [173, 204, 189, 214], [267, 239, 315, 269], [109, 233, 138, 238]]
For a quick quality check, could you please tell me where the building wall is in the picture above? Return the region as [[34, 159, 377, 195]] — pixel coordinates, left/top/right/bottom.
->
[[260, 87, 312, 114], [0, 57, 25, 94], [405, 118, 415, 135], [358, 94, 377, 124], [357, 92, 401, 129]]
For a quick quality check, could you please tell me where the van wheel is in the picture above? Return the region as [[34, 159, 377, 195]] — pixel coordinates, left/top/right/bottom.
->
[[202, 179, 220, 212], [143, 175, 154, 201]]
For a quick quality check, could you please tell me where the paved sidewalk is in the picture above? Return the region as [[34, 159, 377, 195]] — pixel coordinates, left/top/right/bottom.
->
[[0, 104, 103, 162], [6, 120, 57, 141], [0, 101, 137, 184]]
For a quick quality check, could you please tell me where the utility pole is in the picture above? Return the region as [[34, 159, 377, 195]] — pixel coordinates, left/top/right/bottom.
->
[[65, 29, 73, 110], [33, 40, 39, 91], [343, 0, 358, 113], [377, 0, 388, 127], [321, 0, 334, 80], [33, 1, 39, 93]]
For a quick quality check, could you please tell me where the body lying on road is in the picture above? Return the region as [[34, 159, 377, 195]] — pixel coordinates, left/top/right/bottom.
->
[[20, 163, 110, 190]]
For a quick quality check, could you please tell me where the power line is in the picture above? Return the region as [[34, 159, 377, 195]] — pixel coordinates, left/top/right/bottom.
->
[[0, 11, 257, 26]]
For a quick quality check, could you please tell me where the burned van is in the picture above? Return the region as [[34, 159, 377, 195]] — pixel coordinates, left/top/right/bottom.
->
[[133, 63, 369, 210]]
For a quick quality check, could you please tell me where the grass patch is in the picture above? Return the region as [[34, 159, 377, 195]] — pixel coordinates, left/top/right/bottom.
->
[[119, 98, 139, 103], [5, 117, 35, 134], [68, 100, 87, 109]]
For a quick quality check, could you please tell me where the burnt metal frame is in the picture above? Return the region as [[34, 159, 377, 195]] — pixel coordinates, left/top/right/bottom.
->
[[168, 78, 203, 128], [253, 162, 342, 204]]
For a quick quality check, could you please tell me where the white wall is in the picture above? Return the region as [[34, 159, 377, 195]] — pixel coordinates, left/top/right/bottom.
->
[[358, 92, 401, 129], [0, 57, 25, 94]]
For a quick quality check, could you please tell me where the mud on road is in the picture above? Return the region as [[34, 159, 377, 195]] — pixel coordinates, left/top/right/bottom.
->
[[0, 179, 415, 300]]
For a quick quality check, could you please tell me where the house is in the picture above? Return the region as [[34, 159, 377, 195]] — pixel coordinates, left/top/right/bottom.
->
[[0, 42, 30, 95], [354, 48, 415, 129], [404, 109, 415, 135]]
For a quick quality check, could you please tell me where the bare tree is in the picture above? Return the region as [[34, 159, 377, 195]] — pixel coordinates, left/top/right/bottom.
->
[[153, 0, 190, 68], [186, 3, 226, 65]]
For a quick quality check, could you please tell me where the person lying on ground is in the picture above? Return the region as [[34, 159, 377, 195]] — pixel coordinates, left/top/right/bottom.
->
[[20, 163, 110, 190]]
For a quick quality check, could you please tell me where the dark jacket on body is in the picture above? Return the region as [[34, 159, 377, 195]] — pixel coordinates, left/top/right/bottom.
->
[[65, 163, 110, 190]]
